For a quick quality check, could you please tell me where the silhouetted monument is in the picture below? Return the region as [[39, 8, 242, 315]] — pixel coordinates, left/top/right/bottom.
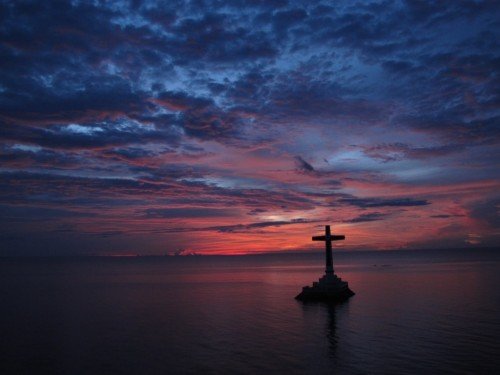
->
[[296, 225, 355, 302]]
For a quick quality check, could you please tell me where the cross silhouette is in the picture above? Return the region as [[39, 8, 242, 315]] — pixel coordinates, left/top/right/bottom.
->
[[312, 225, 345, 274]]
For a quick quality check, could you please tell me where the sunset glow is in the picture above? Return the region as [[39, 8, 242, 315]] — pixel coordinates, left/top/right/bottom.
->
[[1, 1, 498, 255]]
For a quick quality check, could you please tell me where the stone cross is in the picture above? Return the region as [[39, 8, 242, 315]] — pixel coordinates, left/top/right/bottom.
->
[[312, 225, 345, 274]]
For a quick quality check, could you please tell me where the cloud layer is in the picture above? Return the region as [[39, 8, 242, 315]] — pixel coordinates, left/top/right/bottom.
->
[[1, 0, 499, 255]]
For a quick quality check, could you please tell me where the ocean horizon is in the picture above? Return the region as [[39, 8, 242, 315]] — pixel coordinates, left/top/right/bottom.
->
[[1, 247, 499, 374], [3, 245, 498, 258]]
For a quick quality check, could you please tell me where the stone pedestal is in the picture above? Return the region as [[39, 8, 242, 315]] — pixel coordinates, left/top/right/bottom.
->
[[295, 273, 355, 302]]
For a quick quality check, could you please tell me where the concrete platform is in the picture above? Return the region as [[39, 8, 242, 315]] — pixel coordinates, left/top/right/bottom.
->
[[295, 273, 355, 302]]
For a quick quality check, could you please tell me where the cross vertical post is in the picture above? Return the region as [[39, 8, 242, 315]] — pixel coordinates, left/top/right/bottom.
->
[[312, 225, 345, 275]]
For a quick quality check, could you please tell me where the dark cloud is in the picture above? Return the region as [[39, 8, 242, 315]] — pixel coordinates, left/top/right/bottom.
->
[[430, 214, 466, 219], [154, 91, 213, 111], [247, 208, 267, 216], [0, 170, 318, 214], [0, 144, 83, 170], [165, 12, 277, 63], [340, 197, 430, 208], [179, 106, 247, 140], [103, 147, 169, 161], [0, 204, 93, 221], [0, 75, 149, 125], [468, 198, 500, 229], [343, 212, 388, 223], [143, 207, 237, 219], [272, 8, 308, 35], [0, 171, 171, 206], [293, 156, 344, 181], [211, 218, 313, 233], [294, 155, 315, 173]]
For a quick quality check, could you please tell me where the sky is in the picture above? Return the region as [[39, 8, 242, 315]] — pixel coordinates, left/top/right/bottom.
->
[[0, 0, 499, 256]]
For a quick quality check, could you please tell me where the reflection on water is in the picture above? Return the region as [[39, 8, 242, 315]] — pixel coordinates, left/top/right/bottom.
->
[[299, 301, 342, 358], [0, 249, 499, 374], [325, 304, 339, 355]]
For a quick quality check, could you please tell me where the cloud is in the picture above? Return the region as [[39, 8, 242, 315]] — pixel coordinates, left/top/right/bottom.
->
[[0, 204, 93, 221], [210, 218, 313, 233], [340, 197, 430, 208], [430, 214, 465, 219], [294, 155, 315, 173], [359, 143, 465, 162], [468, 198, 500, 229], [247, 208, 267, 216], [143, 207, 237, 219], [343, 212, 388, 223], [0, 76, 149, 126]]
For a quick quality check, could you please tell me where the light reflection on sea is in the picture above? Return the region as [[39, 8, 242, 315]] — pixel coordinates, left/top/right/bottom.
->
[[0, 249, 499, 374]]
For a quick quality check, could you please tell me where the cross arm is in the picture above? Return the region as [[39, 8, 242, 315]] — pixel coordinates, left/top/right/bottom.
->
[[312, 235, 345, 241], [312, 235, 326, 241]]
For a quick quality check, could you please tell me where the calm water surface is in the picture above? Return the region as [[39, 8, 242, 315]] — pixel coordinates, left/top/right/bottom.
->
[[1, 249, 499, 374]]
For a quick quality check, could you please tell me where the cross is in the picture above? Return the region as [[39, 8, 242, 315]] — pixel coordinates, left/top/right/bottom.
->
[[312, 225, 345, 274]]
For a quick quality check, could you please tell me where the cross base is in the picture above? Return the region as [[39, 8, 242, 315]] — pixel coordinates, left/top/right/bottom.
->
[[295, 271, 355, 302]]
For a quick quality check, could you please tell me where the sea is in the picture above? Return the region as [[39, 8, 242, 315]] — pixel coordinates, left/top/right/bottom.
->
[[1, 248, 499, 374]]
